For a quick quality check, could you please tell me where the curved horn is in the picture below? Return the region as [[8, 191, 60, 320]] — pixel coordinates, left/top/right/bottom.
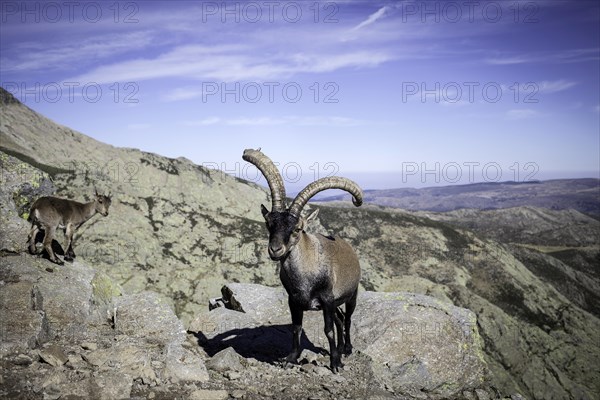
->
[[289, 176, 363, 217], [242, 148, 287, 212]]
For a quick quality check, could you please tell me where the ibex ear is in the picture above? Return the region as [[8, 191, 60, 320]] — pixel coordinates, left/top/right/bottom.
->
[[94, 186, 99, 196], [306, 209, 319, 223], [260, 204, 269, 218]]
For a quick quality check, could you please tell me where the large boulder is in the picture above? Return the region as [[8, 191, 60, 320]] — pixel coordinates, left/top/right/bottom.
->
[[191, 283, 488, 399], [0, 253, 208, 399], [114, 292, 208, 383], [353, 291, 486, 397], [0, 152, 55, 254], [0, 279, 50, 355]]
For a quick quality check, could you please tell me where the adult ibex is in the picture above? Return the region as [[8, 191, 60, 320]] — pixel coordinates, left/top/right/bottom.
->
[[28, 189, 112, 265], [243, 149, 363, 373]]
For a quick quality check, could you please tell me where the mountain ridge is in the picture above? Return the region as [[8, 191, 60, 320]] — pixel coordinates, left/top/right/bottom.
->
[[319, 178, 600, 218]]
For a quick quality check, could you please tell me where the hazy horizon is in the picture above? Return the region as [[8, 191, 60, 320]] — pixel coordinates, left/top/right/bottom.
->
[[232, 169, 600, 196]]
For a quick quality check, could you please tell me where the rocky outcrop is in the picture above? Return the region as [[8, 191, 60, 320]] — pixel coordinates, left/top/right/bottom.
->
[[0, 152, 55, 255], [0, 253, 209, 399], [192, 283, 489, 399], [0, 251, 494, 400]]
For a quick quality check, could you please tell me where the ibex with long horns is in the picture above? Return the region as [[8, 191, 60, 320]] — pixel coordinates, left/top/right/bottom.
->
[[243, 149, 363, 373]]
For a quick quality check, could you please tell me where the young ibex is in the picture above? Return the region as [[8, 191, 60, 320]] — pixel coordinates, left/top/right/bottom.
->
[[243, 149, 363, 373], [27, 189, 112, 265]]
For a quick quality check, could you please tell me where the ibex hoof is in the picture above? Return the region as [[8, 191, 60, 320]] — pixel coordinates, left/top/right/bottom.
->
[[280, 354, 299, 369], [330, 355, 344, 373], [343, 344, 353, 356], [64, 256, 74, 262]]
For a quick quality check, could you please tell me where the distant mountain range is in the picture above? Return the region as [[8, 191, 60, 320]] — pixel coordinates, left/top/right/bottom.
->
[[319, 179, 600, 218]]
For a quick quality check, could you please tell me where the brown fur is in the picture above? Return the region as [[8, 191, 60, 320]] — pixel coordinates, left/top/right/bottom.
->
[[264, 208, 361, 373], [245, 148, 363, 373], [315, 234, 361, 303], [27, 190, 111, 265]]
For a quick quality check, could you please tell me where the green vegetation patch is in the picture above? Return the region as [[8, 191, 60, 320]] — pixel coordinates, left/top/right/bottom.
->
[[91, 271, 122, 305]]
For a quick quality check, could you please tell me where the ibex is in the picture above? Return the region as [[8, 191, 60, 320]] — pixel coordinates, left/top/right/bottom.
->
[[243, 149, 363, 373], [27, 189, 112, 265]]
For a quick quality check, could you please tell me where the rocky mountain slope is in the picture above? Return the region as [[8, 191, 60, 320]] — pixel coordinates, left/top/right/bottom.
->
[[419, 207, 600, 319], [1, 87, 599, 399], [319, 180, 600, 218], [0, 243, 490, 399], [1, 150, 492, 399], [420, 206, 599, 248]]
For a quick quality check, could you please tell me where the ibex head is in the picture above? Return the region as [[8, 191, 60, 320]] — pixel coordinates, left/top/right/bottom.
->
[[260, 205, 319, 260], [94, 187, 112, 217], [243, 148, 363, 261]]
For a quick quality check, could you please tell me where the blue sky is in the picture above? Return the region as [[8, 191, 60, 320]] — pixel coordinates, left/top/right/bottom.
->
[[1, 0, 599, 190]]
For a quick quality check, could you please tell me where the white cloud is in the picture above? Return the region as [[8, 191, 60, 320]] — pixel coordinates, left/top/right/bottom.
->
[[163, 87, 205, 102], [485, 48, 599, 65], [506, 109, 541, 120], [292, 116, 364, 127], [182, 117, 222, 126], [2, 31, 155, 72], [485, 56, 531, 65], [537, 80, 577, 93], [227, 117, 287, 126], [352, 6, 390, 31], [182, 116, 364, 127], [68, 44, 393, 84]]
